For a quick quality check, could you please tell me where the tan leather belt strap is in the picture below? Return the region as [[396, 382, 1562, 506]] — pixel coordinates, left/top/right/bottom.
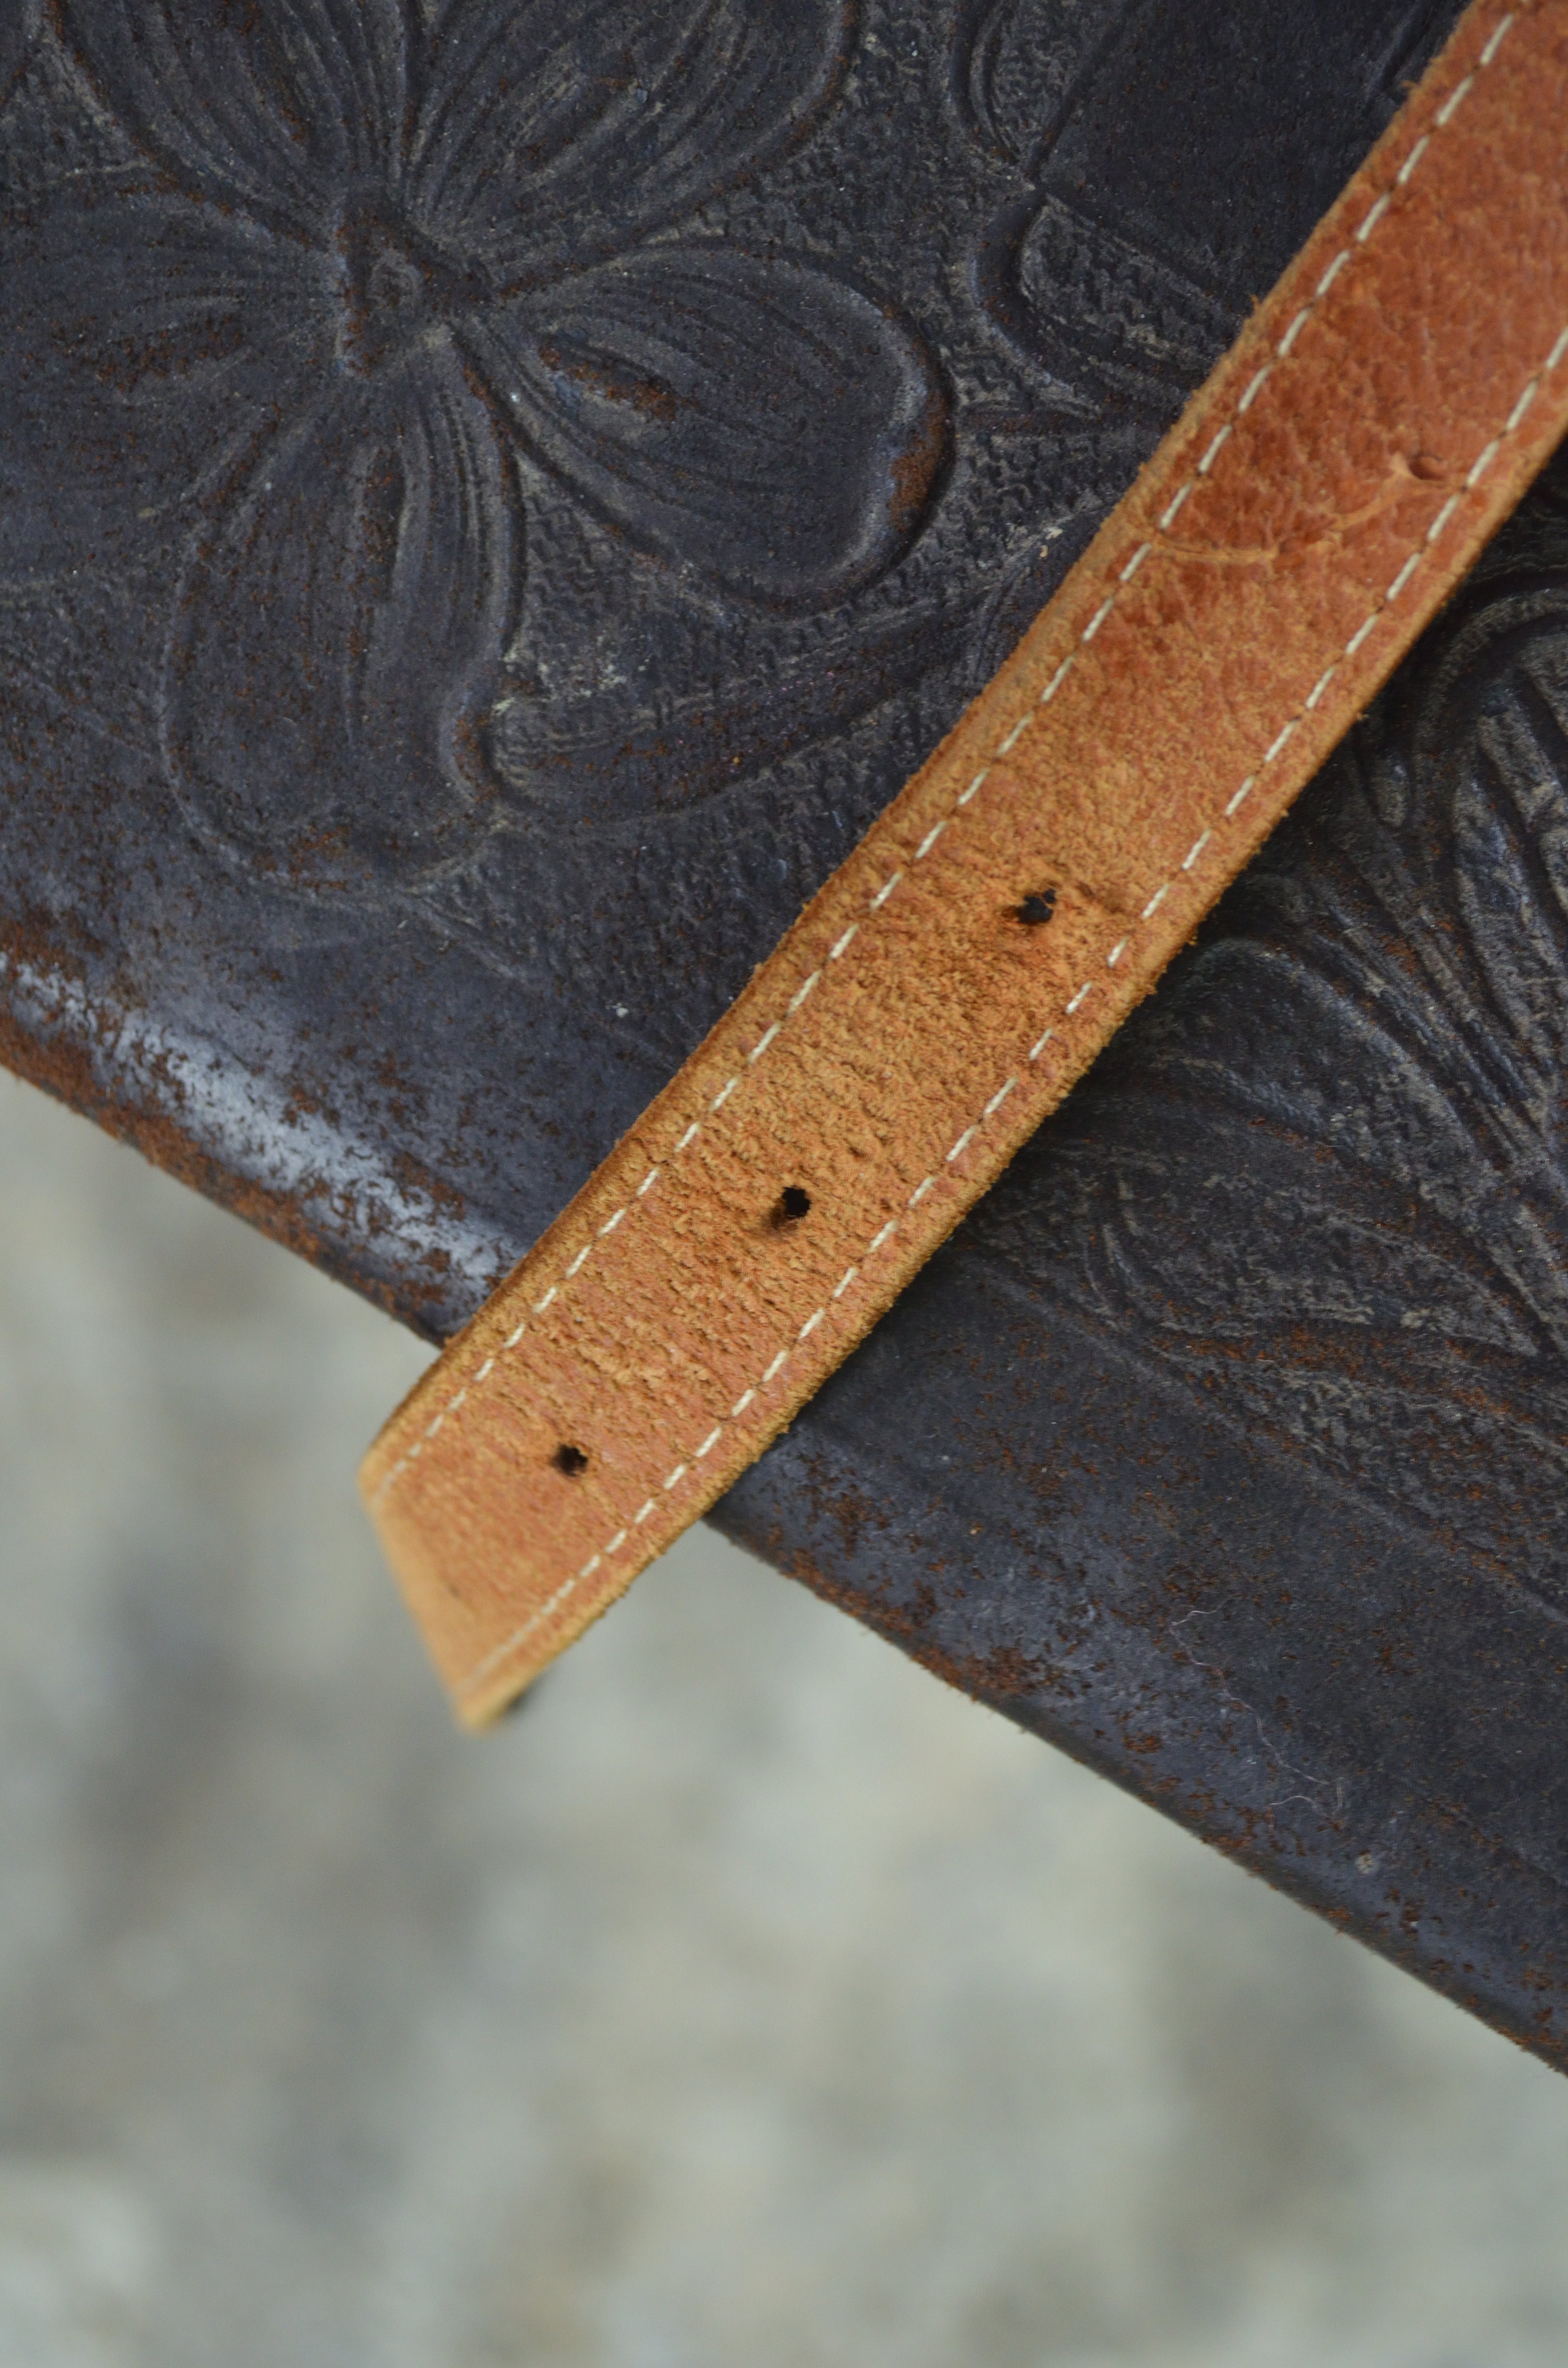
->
[[364, 0, 1568, 1728]]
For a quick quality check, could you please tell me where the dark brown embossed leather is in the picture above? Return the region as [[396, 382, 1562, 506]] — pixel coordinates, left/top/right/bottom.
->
[[363, 0, 1568, 1725]]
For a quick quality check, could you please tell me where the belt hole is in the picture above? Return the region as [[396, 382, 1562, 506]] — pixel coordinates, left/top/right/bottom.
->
[[772, 1186, 812, 1227], [1016, 890, 1057, 926], [553, 1443, 589, 1478]]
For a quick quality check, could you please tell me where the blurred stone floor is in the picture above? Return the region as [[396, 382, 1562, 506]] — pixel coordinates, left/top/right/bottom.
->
[[0, 1073, 1566, 2366]]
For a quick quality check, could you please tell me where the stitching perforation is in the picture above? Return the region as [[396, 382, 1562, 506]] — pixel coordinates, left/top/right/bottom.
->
[[455, 300, 1568, 1701], [380, 11, 1533, 1550]]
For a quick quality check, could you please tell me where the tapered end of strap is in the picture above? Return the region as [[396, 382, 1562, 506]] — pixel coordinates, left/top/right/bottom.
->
[[363, 0, 1568, 1726]]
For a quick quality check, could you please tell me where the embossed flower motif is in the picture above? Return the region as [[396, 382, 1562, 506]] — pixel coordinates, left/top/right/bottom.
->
[[5, 0, 942, 887], [953, 0, 1445, 421], [992, 560, 1568, 1601]]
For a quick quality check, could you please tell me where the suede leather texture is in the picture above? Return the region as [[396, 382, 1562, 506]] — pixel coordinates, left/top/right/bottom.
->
[[363, 0, 1568, 1727], [19, 0, 1568, 2067]]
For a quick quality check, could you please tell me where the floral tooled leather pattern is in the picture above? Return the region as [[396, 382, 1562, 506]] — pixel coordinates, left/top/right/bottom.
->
[[8, 0, 941, 888], [953, 0, 1456, 421], [975, 459, 1568, 1605], [0, 0, 1475, 1348]]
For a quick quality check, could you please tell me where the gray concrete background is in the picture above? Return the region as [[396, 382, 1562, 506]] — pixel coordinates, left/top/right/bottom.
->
[[0, 1073, 1566, 2367]]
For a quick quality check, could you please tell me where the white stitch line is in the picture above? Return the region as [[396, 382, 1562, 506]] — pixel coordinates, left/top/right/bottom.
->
[[476, 1359, 495, 1383], [789, 971, 821, 1012], [1160, 481, 1193, 530], [998, 713, 1033, 752], [1304, 666, 1337, 710], [957, 769, 989, 805], [1507, 379, 1539, 437], [1425, 495, 1461, 545], [534, 1043, 1062, 1605], [1224, 777, 1257, 819], [1466, 437, 1501, 488], [1549, 327, 1568, 373], [1066, 983, 1093, 1015], [1142, 881, 1172, 918], [1436, 71, 1476, 125], [908, 1175, 936, 1208], [747, 1025, 780, 1066], [564, 1040, 1036, 1563], [830, 924, 858, 961], [600, 1208, 626, 1238], [1344, 611, 1380, 658], [1396, 133, 1430, 186], [1182, 831, 1212, 872], [1478, 438, 1516, 488], [1356, 192, 1391, 244], [508, 787, 1387, 1612], [1107, 938, 1129, 967], [403, 32, 1539, 1535], [711, 1077, 738, 1110], [1480, 14, 1514, 68], [534, 1288, 557, 1316], [565, 1246, 591, 1278], [464, 1576, 578, 1690], [521, 1026, 1048, 1579], [915, 821, 946, 860], [530, 1093, 1061, 1611], [637, 1168, 661, 1198], [868, 1221, 897, 1254], [1385, 552, 1423, 602]]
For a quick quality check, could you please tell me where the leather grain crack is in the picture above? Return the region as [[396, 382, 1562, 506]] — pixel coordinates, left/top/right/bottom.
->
[[359, 0, 1568, 1724]]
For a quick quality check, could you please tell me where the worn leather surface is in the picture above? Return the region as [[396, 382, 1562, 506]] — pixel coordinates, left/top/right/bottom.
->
[[364, 0, 1568, 1724], [17, 0, 1568, 2061]]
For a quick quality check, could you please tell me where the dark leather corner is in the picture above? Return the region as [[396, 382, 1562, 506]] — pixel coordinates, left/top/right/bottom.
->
[[14, 0, 1568, 2061]]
